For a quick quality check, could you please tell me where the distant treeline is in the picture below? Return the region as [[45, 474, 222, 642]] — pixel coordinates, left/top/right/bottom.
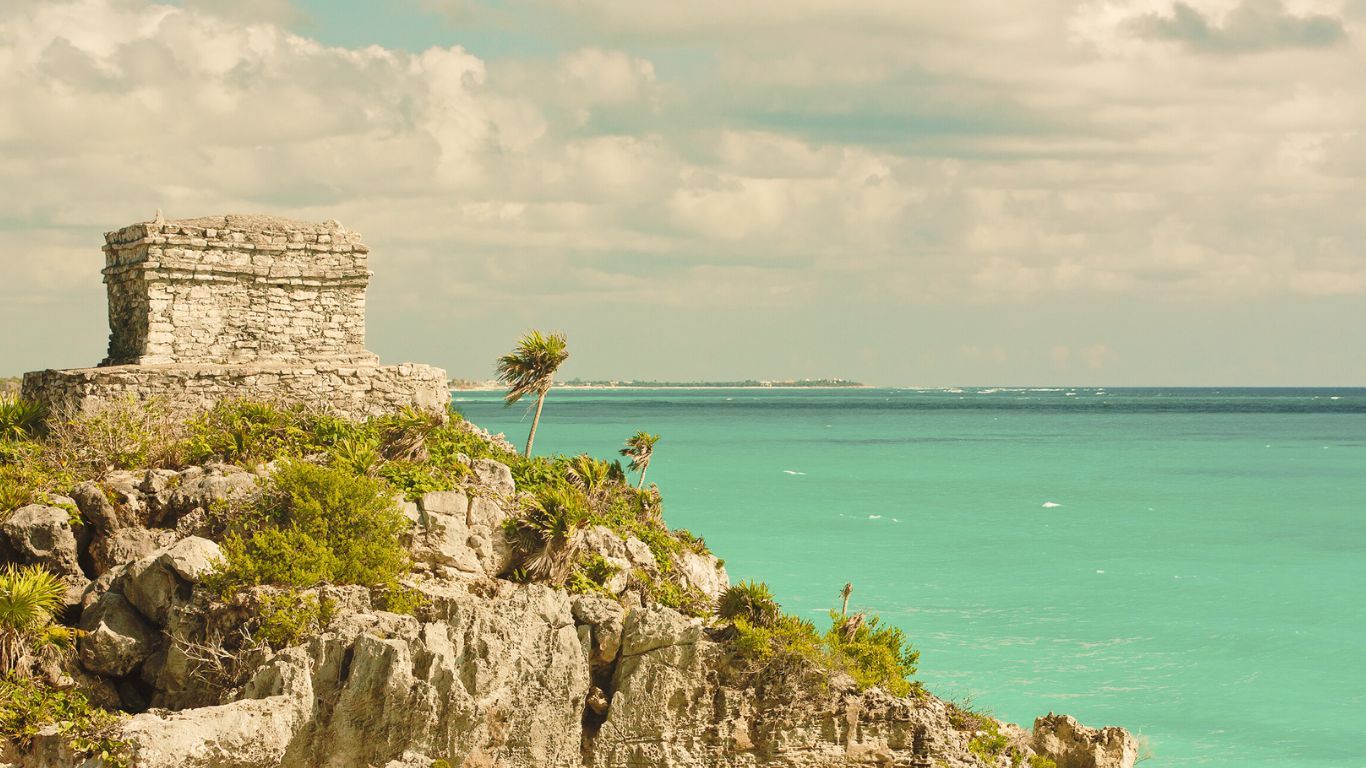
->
[[558, 378, 865, 388]]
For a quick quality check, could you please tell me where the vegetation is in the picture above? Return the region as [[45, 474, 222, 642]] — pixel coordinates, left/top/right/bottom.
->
[[0, 679, 131, 768], [505, 485, 592, 584], [44, 396, 185, 473], [717, 581, 781, 627], [0, 565, 76, 680], [496, 330, 569, 456], [207, 461, 410, 595], [720, 580, 921, 696], [966, 719, 1011, 763], [251, 590, 336, 649], [619, 431, 659, 489], [0, 397, 45, 442]]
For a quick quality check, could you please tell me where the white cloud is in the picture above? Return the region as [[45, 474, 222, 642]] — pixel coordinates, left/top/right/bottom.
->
[[1, 0, 1364, 382]]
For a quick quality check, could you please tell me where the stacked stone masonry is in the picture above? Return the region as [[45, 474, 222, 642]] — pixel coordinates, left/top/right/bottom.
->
[[22, 214, 449, 420], [102, 215, 374, 366]]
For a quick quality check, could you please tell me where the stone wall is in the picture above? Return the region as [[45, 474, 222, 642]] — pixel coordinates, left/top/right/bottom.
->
[[22, 363, 449, 421], [102, 215, 374, 366]]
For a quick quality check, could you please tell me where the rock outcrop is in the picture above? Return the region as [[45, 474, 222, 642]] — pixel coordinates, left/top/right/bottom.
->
[[1, 456, 1136, 768]]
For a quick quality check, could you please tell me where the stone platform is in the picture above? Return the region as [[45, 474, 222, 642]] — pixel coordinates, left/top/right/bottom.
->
[[22, 362, 450, 421]]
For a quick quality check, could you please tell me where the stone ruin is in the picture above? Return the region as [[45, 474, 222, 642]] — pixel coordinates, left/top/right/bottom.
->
[[22, 214, 449, 419]]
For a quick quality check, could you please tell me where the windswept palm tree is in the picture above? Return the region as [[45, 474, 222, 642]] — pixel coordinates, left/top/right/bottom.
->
[[0, 565, 75, 680], [619, 431, 660, 489], [496, 331, 569, 456]]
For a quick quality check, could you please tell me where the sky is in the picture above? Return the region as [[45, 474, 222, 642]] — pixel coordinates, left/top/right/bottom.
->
[[1, 0, 1363, 386]]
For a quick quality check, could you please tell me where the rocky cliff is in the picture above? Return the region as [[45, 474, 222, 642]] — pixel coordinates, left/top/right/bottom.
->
[[1, 444, 1136, 768]]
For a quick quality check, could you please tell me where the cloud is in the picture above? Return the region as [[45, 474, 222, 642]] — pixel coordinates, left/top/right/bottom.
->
[[1128, 0, 1348, 53], [1, 0, 1364, 383]]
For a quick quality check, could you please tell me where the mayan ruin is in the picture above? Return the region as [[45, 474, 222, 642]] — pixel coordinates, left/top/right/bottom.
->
[[21, 214, 448, 418]]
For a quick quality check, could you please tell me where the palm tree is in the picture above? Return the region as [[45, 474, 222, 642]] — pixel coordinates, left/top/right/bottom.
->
[[496, 331, 569, 456], [0, 565, 75, 680], [619, 432, 660, 489]]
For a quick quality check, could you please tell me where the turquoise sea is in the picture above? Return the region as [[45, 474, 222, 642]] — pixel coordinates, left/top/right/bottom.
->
[[454, 387, 1366, 768]]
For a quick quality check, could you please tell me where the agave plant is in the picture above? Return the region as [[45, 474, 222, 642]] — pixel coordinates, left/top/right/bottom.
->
[[0, 397, 46, 442], [619, 432, 660, 489], [0, 565, 75, 679], [496, 331, 569, 456], [717, 580, 782, 628], [329, 436, 382, 476], [510, 487, 592, 584]]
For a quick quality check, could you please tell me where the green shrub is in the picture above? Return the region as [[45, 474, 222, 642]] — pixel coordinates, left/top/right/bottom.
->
[[376, 583, 427, 616], [967, 720, 1011, 763], [631, 568, 712, 618], [566, 554, 620, 597], [329, 435, 382, 476], [731, 614, 824, 663], [377, 459, 465, 501], [1028, 755, 1058, 768], [721, 589, 921, 696], [825, 611, 920, 696], [0, 468, 33, 514], [0, 678, 131, 768], [209, 461, 410, 594], [184, 400, 309, 465], [0, 398, 46, 442], [252, 590, 335, 648]]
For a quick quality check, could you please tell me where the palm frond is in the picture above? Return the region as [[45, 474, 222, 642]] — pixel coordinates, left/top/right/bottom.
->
[[619, 431, 660, 473], [0, 565, 66, 633], [496, 331, 569, 405]]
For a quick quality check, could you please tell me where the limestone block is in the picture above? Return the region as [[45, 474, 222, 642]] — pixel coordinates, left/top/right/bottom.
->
[[79, 592, 160, 677]]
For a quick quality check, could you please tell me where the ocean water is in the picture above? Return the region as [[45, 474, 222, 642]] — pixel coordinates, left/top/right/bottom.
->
[[453, 387, 1366, 768]]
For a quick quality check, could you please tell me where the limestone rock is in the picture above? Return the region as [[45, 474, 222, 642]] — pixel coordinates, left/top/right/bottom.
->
[[121, 648, 315, 768], [165, 465, 258, 518], [124, 537, 221, 624], [408, 490, 512, 579], [571, 595, 626, 666], [676, 550, 730, 600], [79, 591, 160, 677], [72, 481, 136, 533], [1034, 713, 1139, 768], [410, 491, 482, 575], [470, 459, 515, 497], [465, 495, 512, 577], [91, 527, 176, 576], [157, 536, 223, 583], [1, 504, 82, 576]]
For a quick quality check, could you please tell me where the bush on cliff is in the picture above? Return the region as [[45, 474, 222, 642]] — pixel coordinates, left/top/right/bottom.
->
[[0, 679, 131, 768], [825, 611, 920, 696], [207, 461, 410, 594], [723, 581, 921, 696]]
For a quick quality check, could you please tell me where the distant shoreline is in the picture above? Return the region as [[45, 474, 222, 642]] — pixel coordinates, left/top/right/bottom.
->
[[452, 384, 872, 392], [450, 379, 868, 391]]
